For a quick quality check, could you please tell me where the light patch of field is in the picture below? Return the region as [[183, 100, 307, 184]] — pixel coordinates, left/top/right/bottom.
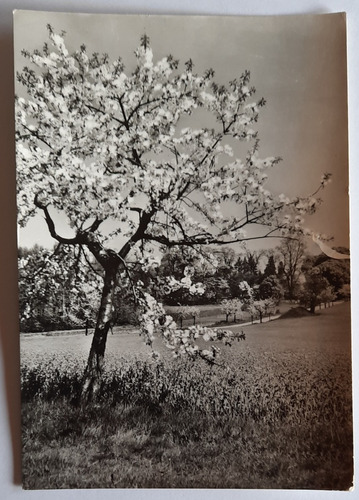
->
[[165, 301, 295, 327], [20, 302, 351, 367], [230, 302, 351, 353]]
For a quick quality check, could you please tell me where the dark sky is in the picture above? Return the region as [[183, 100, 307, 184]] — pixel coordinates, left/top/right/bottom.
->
[[14, 11, 349, 252]]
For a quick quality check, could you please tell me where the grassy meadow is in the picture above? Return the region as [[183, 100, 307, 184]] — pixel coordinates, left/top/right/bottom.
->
[[20, 302, 353, 489]]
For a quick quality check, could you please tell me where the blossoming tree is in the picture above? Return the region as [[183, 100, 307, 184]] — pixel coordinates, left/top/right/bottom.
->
[[15, 27, 329, 399], [18, 244, 102, 331], [220, 298, 243, 323]]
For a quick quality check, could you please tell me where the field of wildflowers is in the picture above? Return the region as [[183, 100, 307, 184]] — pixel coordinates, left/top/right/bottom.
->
[[20, 303, 353, 489]]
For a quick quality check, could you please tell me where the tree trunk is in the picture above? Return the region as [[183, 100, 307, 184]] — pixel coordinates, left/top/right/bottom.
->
[[81, 266, 117, 404], [309, 297, 316, 314]]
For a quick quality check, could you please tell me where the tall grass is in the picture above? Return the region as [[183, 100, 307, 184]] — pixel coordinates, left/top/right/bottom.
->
[[21, 350, 353, 489], [21, 352, 352, 424]]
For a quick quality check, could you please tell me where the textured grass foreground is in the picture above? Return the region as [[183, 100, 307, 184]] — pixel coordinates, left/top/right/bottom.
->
[[22, 397, 352, 489], [21, 355, 353, 489]]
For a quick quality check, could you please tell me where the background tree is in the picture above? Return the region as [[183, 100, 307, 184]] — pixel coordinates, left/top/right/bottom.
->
[[220, 299, 233, 323], [310, 250, 350, 296], [258, 275, 283, 304], [318, 286, 337, 308], [200, 276, 229, 303], [187, 306, 201, 325], [220, 298, 242, 323], [174, 305, 200, 327], [212, 248, 240, 299], [16, 28, 327, 399], [19, 244, 101, 332], [299, 268, 330, 313], [338, 283, 351, 301], [277, 260, 285, 281], [263, 254, 277, 277], [236, 251, 264, 287], [176, 306, 191, 328], [276, 236, 306, 301]]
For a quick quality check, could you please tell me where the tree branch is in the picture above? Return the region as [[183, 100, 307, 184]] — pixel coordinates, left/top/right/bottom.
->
[[142, 225, 294, 248], [22, 124, 53, 150], [34, 195, 81, 245], [80, 246, 104, 278]]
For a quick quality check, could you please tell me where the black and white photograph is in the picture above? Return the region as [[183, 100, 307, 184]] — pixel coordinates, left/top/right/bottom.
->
[[13, 9, 352, 490]]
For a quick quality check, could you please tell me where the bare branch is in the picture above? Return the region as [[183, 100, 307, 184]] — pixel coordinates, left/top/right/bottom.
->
[[34, 195, 81, 245], [142, 228, 290, 248]]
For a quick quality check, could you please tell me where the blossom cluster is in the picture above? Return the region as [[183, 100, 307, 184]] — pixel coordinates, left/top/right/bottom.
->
[[137, 290, 243, 364], [162, 268, 205, 296]]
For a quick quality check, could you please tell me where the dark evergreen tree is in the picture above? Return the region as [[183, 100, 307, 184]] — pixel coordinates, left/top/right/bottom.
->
[[263, 255, 277, 277]]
